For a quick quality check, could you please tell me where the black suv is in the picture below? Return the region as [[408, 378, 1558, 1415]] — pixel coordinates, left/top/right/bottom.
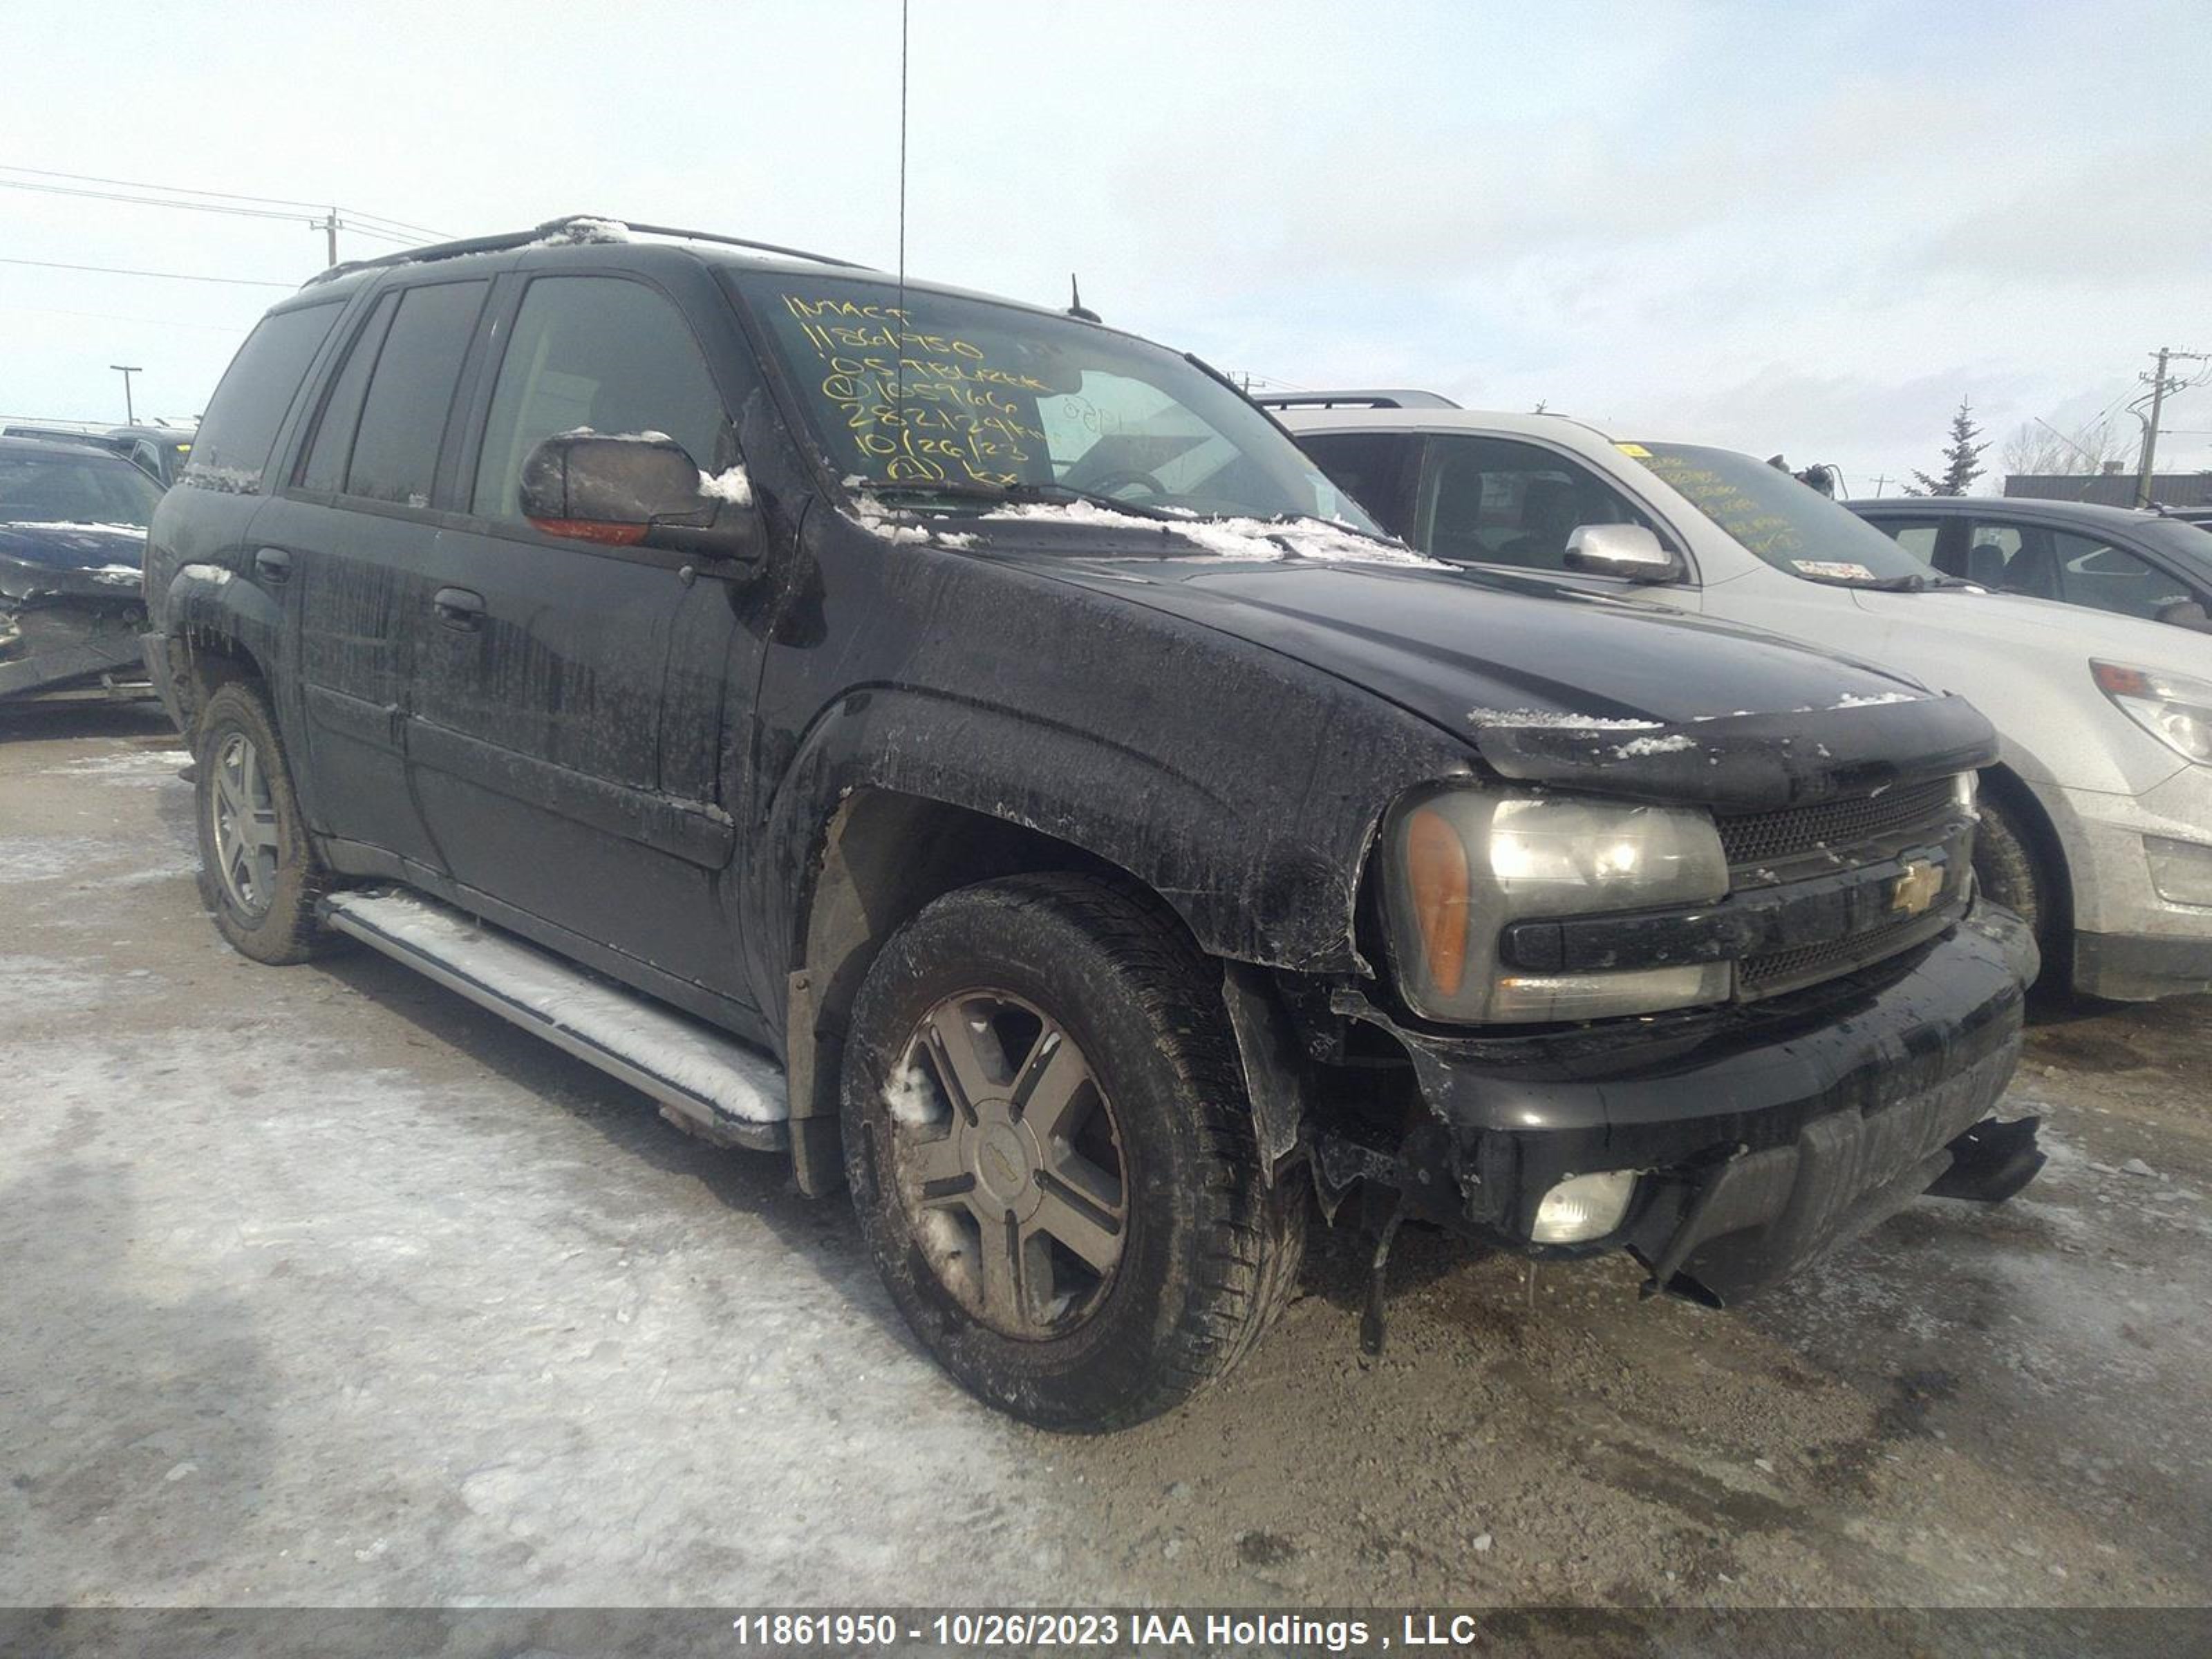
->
[[144, 218, 2039, 1430]]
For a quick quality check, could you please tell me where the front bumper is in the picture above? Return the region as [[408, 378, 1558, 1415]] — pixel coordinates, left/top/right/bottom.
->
[[2037, 771, 2212, 999], [1327, 902, 2036, 1302]]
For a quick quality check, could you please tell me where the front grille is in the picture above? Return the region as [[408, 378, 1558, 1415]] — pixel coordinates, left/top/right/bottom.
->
[[1721, 774, 1972, 999], [1738, 909, 1950, 997], [1718, 776, 1956, 872]]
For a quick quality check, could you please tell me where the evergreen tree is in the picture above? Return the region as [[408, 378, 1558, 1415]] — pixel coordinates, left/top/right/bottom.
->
[[1909, 399, 1989, 496]]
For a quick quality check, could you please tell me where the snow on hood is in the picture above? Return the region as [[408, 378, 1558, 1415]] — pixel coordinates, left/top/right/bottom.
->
[[850, 492, 1441, 568]]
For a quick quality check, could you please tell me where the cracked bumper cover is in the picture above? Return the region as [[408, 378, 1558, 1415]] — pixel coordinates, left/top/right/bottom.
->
[[1333, 902, 2036, 1303]]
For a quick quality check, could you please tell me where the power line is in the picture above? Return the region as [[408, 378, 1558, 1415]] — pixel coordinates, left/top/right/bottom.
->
[[0, 301, 251, 334], [0, 178, 437, 247], [0, 162, 451, 240], [0, 255, 293, 288]]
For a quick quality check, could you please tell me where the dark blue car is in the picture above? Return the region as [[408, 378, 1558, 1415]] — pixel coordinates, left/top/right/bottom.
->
[[0, 435, 161, 700]]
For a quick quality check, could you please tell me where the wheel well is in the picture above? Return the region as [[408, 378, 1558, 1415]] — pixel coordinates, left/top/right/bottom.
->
[[784, 789, 1179, 1193], [1978, 762, 2073, 934], [171, 629, 270, 738]]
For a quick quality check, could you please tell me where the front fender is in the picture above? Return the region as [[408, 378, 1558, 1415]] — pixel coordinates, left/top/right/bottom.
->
[[757, 681, 1438, 981]]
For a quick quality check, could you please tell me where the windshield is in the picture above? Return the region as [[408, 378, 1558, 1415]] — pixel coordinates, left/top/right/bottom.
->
[[1626, 442, 1934, 584], [737, 272, 1378, 530], [0, 450, 163, 529]]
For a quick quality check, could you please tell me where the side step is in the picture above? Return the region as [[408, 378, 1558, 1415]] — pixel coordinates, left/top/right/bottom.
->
[[321, 888, 789, 1152]]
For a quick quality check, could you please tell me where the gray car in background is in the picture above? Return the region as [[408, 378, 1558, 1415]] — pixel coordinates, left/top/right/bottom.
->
[[1847, 494, 2212, 635]]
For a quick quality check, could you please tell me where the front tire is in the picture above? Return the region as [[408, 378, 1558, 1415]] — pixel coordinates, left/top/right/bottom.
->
[[841, 873, 1304, 1432], [194, 681, 333, 964], [1973, 785, 2065, 993]]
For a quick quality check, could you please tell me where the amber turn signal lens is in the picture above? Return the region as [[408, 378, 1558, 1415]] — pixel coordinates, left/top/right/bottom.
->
[[2092, 662, 2155, 697], [1405, 806, 1471, 997]]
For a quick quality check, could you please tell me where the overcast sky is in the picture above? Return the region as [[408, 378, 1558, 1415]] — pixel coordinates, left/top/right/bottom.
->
[[6, 0, 2208, 494]]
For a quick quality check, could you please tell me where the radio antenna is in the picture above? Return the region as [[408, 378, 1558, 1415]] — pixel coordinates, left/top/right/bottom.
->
[[892, 0, 910, 460]]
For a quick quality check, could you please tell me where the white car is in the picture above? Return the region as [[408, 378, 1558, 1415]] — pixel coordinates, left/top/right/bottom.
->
[[1266, 395, 2212, 1000]]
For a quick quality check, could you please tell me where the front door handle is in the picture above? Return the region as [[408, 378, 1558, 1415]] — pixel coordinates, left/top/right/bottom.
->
[[432, 586, 485, 630], [254, 546, 291, 583]]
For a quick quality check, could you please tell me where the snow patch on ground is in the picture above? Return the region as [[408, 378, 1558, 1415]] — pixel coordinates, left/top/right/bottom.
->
[[0, 837, 93, 882], [44, 746, 189, 783], [326, 890, 789, 1124]]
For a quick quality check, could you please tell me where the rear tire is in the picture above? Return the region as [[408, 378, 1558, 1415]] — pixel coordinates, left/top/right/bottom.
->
[[841, 872, 1305, 1432], [194, 681, 334, 965]]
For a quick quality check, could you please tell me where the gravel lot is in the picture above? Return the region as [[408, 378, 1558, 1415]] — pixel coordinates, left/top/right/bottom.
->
[[3, 704, 2209, 1615]]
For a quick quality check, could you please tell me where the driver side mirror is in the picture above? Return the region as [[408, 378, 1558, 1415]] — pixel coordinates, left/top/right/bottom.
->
[[1563, 523, 1681, 583], [2157, 598, 2212, 632], [519, 431, 756, 560]]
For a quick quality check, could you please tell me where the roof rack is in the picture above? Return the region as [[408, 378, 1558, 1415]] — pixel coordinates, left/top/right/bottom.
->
[[1250, 388, 1462, 411], [306, 216, 873, 288]]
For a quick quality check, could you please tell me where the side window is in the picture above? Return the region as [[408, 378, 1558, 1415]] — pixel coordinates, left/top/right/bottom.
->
[[2050, 530, 2190, 621], [1964, 521, 2058, 599], [1870, 517, 1942, 563], [471, 276, 726, 523], [1297, 431, 1422, 537], [344, 281, 488, 509], [183, 301, 342, 494], [298, 291, 397, 494], [1416, 435, 1654, 571]]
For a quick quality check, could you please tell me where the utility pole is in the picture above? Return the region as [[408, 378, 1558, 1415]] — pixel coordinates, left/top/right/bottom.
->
[[109, 364, 142, 424], [2137, 348, 2173, 508], [320, 209, 339, 268], [2133, 346, 2209, 507], [1871, 474, 1893, 498]]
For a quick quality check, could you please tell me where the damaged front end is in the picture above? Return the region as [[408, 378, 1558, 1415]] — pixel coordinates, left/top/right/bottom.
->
[[0, 527, 152, 702], [1286, 695, 2043, 1338]]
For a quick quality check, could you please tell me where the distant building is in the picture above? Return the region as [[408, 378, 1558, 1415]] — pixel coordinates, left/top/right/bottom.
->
[[2005, 463, 2212, 508]]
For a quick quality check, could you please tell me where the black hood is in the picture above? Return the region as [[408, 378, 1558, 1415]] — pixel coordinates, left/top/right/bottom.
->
[[1005, 550, 1995, 810]]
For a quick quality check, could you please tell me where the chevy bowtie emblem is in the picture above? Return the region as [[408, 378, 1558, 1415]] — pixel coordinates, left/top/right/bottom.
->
[[1891, 859, 1943, 917]]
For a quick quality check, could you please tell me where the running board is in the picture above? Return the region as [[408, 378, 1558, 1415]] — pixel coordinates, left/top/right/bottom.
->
[[321, 889, 789, 1153]]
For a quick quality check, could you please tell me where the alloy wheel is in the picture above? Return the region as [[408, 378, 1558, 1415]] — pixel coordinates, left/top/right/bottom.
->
[[209, 729, 280, 919], [885, 989, 1127, 1339]]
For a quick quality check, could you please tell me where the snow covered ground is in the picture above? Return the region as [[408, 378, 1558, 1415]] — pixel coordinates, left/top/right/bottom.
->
[[2, 706, 2208, 1615]]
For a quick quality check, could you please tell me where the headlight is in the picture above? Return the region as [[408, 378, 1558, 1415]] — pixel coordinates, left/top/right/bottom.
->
[[1382, 789, 1730, 1022], [2092, 660, 2212, 765]]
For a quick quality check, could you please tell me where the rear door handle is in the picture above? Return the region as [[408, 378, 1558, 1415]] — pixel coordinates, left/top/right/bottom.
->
[[432, 586, 485, 630], [254, 546, 291, 583]]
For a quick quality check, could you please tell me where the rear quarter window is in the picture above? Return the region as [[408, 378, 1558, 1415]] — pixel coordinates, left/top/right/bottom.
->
[[183, 302, 343, 494]]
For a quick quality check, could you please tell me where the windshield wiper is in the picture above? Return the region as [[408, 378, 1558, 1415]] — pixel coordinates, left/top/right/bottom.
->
[[855, 478, 1183, 521], [1258, 510, 1403, 547]]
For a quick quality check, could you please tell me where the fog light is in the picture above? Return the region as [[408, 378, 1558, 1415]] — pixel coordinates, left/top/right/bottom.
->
[[1531, 1170, 1638, 1244], [2146, 835, 2212, 907]]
